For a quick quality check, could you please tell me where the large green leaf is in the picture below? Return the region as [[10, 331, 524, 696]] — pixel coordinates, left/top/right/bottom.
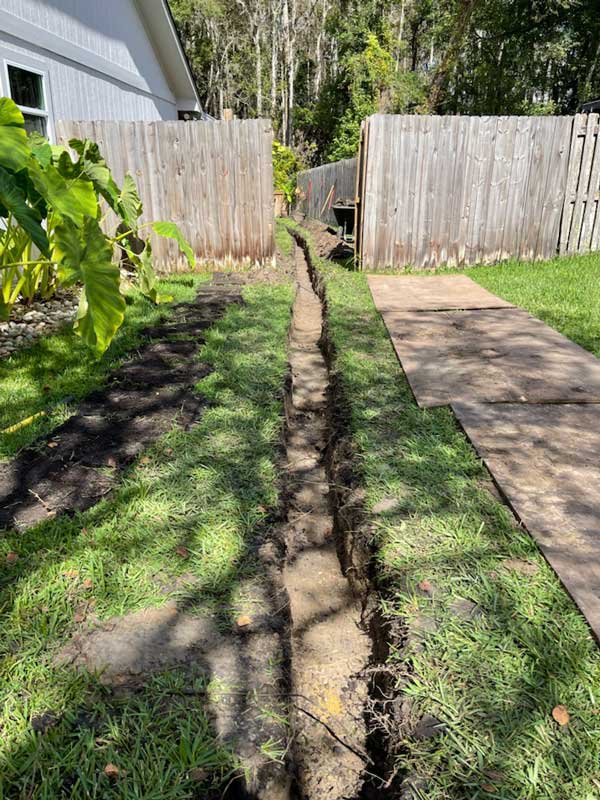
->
[[0, 98, 30, 173], [128, 240, 172, 304], [54, 217, 125, 352], [84, 160, 121, 212], [29, 132, 53, 168], [28, 160, 97, 226], [152, 221, 195, 268], [0, 166, 50, 256], [119, 173, 143, 229], [66, 138, 122, 212]]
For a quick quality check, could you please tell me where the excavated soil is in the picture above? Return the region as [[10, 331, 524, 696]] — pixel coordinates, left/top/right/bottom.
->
[[0, 281, 243, 531], [296, 217, 354, 262], [13, 243, 397, 798], [282, 243, 371, 798]]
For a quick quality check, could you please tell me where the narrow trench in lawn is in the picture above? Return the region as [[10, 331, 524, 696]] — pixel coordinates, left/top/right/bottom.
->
[[268, 240, 396, 800], [0, 256, 399, 798]]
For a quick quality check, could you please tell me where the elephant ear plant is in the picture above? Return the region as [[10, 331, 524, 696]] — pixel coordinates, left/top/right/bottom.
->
[[0, 97, 195, 353]]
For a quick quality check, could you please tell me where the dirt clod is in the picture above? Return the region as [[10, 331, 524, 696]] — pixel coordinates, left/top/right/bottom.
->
[[31, 711, 59, 733], [449, 598, 482, 621], [411, 713, 445, 740], [104, 763, 120, 781]]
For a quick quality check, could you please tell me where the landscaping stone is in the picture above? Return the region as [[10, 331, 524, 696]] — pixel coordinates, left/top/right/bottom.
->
[[0, 293, 79, 358]]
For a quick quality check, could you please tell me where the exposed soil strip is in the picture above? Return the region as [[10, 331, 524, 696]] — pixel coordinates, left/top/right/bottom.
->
[[0, 282, 242, 532], [282, 243, 373, 799]]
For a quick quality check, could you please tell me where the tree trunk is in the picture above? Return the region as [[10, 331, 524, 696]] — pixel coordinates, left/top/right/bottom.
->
[[314, 0, 329, 94], [271, 3, 279, 119], [282, 0, 291, 144], [427, 0, 477, 112], [287, 51, 295, 145], [255, 32, 263, 116]]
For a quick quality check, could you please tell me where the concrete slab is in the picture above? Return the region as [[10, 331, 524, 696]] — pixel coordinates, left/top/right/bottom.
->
[[368, 274, 514, 313], [454, 402, 600, 641], [381, 308, 600, 407]]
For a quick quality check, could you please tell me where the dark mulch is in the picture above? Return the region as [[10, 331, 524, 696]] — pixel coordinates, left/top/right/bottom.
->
[[0, 283, 243, 532]]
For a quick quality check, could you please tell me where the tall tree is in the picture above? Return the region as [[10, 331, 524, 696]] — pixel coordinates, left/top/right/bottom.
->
[[169, 0, 600, 161]]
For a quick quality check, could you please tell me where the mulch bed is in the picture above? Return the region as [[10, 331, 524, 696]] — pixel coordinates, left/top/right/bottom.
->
[[0, 280, 243, 532]]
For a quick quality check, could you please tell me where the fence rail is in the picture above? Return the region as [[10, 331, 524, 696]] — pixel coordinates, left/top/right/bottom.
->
[[296, 158, 357, 227], [57, 119, 274, 272], [560, 113, 600, 255]]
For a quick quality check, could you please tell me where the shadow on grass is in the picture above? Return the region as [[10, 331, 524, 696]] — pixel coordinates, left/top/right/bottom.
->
[[0, 282, 293, 799]]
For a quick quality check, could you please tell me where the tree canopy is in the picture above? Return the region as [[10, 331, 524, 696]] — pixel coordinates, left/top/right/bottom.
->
[[169, 0, 600, 164]]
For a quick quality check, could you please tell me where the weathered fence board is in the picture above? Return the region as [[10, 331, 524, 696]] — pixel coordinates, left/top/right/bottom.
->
[[359, 114, 574, 270], [56, 119, 274, 271], [559, 113, 600, 254], [296, 158, 357, 226]]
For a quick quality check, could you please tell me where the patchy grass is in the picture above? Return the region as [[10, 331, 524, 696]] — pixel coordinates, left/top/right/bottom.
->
[[286, 221, 600, 800], [0, 281, 293, 798], [0, 276, 208, 460], [275, 218, 294, 257], [469, 252, 600, 357]]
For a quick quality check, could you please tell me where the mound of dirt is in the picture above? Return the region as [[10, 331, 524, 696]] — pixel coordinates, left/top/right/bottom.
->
[[299, 218, 354, 261]]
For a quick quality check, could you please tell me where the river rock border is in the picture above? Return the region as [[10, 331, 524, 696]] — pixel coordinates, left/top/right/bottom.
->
[[0, 294, 79, 359]]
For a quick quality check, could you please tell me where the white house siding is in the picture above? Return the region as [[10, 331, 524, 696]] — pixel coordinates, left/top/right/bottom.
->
[[0, 0, 180, 136]]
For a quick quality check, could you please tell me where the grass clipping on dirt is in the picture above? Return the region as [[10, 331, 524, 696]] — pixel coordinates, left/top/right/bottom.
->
[[287, 222, 600, 800], [0, 280, 293, 797]]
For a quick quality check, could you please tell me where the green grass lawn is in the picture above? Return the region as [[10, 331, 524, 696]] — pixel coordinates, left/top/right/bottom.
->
[[286, 221, 600, 800], [469, 252, 600, 357], [0, 278, 293, 798]]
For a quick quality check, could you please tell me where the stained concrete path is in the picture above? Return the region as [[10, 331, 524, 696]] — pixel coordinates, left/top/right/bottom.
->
[[368, 274, 600, 641]]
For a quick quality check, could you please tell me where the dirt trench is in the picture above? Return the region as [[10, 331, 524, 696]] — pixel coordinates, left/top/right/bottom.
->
[[3, 251, 400, 797], [276, 242, 393, 800]]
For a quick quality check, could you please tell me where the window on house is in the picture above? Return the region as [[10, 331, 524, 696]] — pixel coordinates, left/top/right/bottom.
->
[[7, 64, 48, 136]]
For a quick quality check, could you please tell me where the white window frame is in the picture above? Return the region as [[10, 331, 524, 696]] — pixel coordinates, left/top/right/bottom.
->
[[2, 57, 55, 141]]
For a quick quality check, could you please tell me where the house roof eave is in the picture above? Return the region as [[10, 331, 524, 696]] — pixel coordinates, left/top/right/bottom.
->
[[135, 0, 202, 112]]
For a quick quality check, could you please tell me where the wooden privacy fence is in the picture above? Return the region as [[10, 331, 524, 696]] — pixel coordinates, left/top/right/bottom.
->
[[358, 114, 574, 270], [296, 157, 357, 226], [560, 113, 600, 255], [56, 119, 274, 271]]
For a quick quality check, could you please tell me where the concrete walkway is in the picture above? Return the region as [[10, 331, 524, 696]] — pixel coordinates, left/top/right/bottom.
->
[[368, 274, 600, 642]]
